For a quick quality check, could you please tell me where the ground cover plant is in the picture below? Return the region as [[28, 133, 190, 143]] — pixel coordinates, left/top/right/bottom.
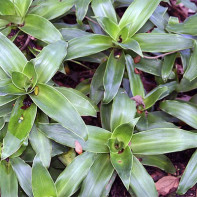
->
[[0, 0, 197, 196]]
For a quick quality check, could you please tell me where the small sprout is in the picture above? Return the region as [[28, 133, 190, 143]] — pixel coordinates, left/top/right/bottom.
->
[[18, 115, 24, 123], [75, 141, 83, 155], [134, 68, 141, 75], [134, 55, 141, 64], [34, 86, 39, 96]]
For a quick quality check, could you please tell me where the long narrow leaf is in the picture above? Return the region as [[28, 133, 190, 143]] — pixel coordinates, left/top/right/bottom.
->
[[160, 100, 197, 129], [79, 154, 114, 197], [30, 84, 88, 140], [131, 128, 197, 155], [0, 32, 27, 75], [10, 157, 33, 197], [55, 152, 96, 197], [19, 14, 63, 43], [133, 33, 194, 52], [2, 96, 37, 159]]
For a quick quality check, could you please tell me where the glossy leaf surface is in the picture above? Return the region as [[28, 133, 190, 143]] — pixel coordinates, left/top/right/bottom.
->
[[32, 155, 57, 197], [79, 154, 114, 197], [10, 157, 33, 197], [133, 33, 194, 52], [33, 41, 68, 83], [130, 156, 158, 197], [30, 84, 88, 140], [0, 161, 18, 197], [177, 149, 197, 194], [111, 146, 133, 189], [103, 50, 125, 103], [160, 100, 197, 129], [110, 90, 136, 131], [131, 128, 197, 155], [56, 87, 98, 117], [66, 34, 112, 60], [29, 125, 52, 168], [2, 96, 37, 159], [20, 14, 63, 43], [55, 152, 96, 197], [38, 124, 111, 153], [0, 32, 27, 75]]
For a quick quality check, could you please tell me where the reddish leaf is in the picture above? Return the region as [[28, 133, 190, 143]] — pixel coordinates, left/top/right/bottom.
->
[[155, 176, 179, 196], [75, 141, 83, 155]]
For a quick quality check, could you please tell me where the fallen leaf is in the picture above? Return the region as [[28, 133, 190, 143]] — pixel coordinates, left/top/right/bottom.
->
[[75, 141, 83, 155], [155, 176, 179, 196]]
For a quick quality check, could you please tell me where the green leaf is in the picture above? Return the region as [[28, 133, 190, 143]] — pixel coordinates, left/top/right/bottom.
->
[[133, 33, 194, 52], [0, 79, 26, 96], [130, 156, 158, 197], [76, 0, 92, 24], [103, 50, 125, 103], [0, 32, 27, 76], [177, 77, 197, 92], [10, 157, 33, 197], [131, 128, 197, 155], [33, 40, 68, 83], [119, 0, 161, 37], [32, 155, 57, 197], [1, 96, 37, 159], [110, 146, 133, 189], [92, 0, 117, 23], [0, 0, 15, 15], [79, 154, 114, 197], [56, 87, 98, 117], [137, 154, 176, 174], [177, 149, 197, 195], [14, 0, 32, 17], [110, 122, 134, 150], [12, 71, 31, 90], [184, 41, 197, 81], [30, 0, 75, 20], [29, 125, 52, 168], [110, 90, 136, 131], [162, 52, 177, 81], [180, 49, 190, 71], [30, 84, 88, 140], [55, 152, 96, 197], [0, 95, 19, 106], [135, 58, 162, 76], [125, 54, 145, 97], [116, 38, 143, 57], [60, 28, 90, 41], [0, 161, 18, 197], [0, 101, 13, 117], [38, 124, 111, 153], [100, 101, 112, 131], [90, 62, 106, 104], [19, 14, 63, 43], [23, 61, 37, 90], [144, 86, 168, 109], [97, 17, 120, 40], [66, 34, 112, 60], [166, 14, 197, 36], [160, 100, 197, 129]]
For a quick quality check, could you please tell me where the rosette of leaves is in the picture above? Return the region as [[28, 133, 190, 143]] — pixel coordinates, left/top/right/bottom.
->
[[0, 0, 76, 43], [60, 0, 194, 104], [37, 90, 197, 197], [0, 32, 98, 165]]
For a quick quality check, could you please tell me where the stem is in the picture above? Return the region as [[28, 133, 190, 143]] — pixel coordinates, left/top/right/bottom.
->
[[85, 16, 100, 26], [69, 60, 91, 70], [143, 51, 178, 59]]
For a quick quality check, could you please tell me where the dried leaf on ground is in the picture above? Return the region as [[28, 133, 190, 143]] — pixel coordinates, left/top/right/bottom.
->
[[155, 176, 179, 196]]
